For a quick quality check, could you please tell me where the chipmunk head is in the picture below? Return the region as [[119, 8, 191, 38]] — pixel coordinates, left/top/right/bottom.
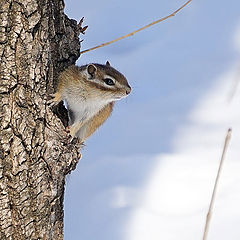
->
[[84, 61, 131, 101]]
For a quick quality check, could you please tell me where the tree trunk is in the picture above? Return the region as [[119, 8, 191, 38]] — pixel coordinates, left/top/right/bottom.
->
[[0, 0, 82, 239]]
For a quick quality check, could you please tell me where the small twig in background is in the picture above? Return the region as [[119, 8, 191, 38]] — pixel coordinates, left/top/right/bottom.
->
[[77, 17, 88, 35], [227, 63, 240, 103], [202, 128, 232, 240], [80, 0, 192, 54]]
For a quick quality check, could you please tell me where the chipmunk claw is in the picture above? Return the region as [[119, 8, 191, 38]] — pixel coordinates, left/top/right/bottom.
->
[[47, 93, 62, 108], [65, 126, 74, 143], [47, 94, 57, 107]]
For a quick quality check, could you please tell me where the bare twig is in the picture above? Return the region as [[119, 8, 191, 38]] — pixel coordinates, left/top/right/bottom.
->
[[227, 63, 240, 103], [202, 128, 232, 240], [80, 0, 192, 54]]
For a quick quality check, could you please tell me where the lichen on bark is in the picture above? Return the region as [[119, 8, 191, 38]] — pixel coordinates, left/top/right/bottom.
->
[[0, 0, 82, 239]]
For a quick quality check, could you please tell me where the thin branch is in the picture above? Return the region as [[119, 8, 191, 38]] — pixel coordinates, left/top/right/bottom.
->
[[80, 0, 192, 54], [227, 62, 240, 103], [202, 128, 232, 240]]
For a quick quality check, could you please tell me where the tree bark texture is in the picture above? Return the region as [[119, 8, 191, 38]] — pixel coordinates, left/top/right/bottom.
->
[[0, 0, 83, 239]]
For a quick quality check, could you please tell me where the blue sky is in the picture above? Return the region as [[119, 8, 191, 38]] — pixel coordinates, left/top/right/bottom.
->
[[64, 0, 240, 239]]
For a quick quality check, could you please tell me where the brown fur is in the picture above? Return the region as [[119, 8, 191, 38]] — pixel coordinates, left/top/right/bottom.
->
[[84, 102, 114, 140]]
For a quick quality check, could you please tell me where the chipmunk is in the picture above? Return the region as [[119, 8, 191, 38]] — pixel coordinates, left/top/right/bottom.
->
[[49, 61, 131, 142]]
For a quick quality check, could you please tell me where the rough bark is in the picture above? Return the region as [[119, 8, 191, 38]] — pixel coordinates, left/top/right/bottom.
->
[[0, 0, 83, 239]]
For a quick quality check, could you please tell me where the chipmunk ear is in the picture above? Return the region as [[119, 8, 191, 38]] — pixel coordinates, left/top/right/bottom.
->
[[106, 61, 111, 66], [87, 64, 97, 77]]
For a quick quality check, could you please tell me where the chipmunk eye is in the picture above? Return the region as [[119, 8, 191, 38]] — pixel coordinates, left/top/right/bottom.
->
[[104, 78, 115, 86]]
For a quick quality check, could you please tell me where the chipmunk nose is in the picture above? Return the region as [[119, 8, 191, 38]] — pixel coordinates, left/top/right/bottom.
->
[[126, 86, 131, 95]]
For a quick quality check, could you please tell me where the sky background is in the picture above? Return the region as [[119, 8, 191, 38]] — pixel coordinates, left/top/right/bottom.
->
[[64, 0, 240, 239]]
